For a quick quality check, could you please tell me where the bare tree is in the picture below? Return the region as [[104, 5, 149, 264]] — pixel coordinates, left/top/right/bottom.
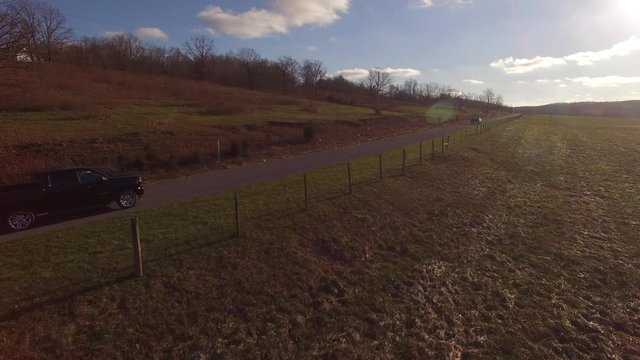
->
[[481, 88, 497, 104], [236, 47, 261, 90], [106, 33, 143, 71], [9, 0, 71, 62], [9, 0, 38, 61], [365, 68, 392, 115], [0, 2, 24, 65], [300, 59, 326, 97], [419, 82, 440, 101], [403, 79, 418, 100], [276, 55, 300, 93], [164, 46, 189, 77], [35, 0, 71, 62], [183, 35, 214, 80]]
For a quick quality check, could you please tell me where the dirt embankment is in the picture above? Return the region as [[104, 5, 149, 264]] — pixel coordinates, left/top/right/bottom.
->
[[0, 114, 478, 185]]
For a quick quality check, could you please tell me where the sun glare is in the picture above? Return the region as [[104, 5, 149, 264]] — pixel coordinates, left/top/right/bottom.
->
[[618, 0, 640, 20]]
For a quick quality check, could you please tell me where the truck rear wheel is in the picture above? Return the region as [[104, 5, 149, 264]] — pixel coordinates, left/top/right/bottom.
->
[[6, 210, 35, 231], [117, 191, 137, 209]]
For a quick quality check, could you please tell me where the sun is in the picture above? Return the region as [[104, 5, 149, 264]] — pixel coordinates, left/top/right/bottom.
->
[[618, 0, 640, 17]]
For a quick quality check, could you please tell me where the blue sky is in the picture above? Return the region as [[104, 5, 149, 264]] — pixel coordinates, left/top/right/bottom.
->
[[50, 0, 640, 106]]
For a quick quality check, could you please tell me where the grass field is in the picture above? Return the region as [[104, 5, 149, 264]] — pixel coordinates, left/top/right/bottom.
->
[[1, 115, 639, 358]]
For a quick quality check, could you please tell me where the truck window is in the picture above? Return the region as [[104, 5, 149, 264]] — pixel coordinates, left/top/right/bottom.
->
[[77, 170, 105, 184], [48, 171, 80, 187]]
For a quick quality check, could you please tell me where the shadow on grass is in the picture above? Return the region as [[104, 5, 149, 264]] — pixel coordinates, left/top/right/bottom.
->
[[0, 273, 134, 323], [1, 232, 236, 324], [244, 206, 306, 224], [144, 233, 237, 265]]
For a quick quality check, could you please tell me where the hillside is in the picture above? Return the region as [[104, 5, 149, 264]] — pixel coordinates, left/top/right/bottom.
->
[[1, 116, 639, 358], [0, 64, 496, 185], [516, 100, 640, 118]]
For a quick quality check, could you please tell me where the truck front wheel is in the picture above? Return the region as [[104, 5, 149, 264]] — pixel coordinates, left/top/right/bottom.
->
[[117, 191, 138, 209], [6, 210, 35, 231]]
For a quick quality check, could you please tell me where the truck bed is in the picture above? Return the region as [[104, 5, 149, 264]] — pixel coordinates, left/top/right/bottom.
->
[[0, 184, 45, 212]]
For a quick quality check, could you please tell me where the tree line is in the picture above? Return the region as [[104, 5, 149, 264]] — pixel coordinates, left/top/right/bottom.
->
[[0, 0, 505, 109]]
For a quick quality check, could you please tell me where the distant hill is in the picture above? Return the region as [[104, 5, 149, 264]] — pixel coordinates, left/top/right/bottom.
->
[[515, 100, 640, 118]]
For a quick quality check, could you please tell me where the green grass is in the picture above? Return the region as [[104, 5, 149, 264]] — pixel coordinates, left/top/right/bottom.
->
[[2, 115, 639, 358], [0, 123, 473, 318], [393, 101, 469, 123], [0, 101, 402, 146]]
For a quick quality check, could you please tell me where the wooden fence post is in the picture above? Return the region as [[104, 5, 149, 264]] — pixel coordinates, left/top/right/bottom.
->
[[441, 136, 445, 154], [402, 149, 407, 176], [130, 217, 143, 278], [446, 136, 450, 149], [419, 142, 423, 165], [304, 173, 309, 210], [379, 154, 383, 181], [432, 139, 435, 160], [216, 139, 221, 163], [234, 191, 240, 237], [347, 163, 352, 194]]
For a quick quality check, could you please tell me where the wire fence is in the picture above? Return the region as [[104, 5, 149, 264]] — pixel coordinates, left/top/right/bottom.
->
[[0, 117, 518, 320]]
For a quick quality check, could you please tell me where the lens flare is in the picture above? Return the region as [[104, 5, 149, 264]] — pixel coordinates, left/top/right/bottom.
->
[[618, 0, 640, 18]]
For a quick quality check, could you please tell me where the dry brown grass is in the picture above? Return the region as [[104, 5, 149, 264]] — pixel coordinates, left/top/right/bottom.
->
[[0, 63, 495, 186], [0, 64, 258, 111]]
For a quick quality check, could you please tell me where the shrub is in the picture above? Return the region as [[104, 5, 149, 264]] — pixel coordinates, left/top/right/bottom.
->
[[178, 151, 202, 166], [224, 138, 253, 158], [300, 101, 318, 113], [227, 141, 240, 158], [303, 123, 316, 142], [326, 94, 354, 106], [198, 100, 249, 116]]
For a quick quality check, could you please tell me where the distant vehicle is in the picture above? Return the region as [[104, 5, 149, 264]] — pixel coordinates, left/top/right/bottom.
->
[[470, 117, 483, 124], [1, 167, 144, 231]]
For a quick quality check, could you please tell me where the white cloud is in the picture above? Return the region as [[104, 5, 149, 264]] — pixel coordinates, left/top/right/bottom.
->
[[378, 67, 421, 77], [337, 68, 370, 80], [490, 56, 566, 75], [198, 0, 350, 39], [307, 46, 318, 52], [563, 37, 640, 66], [463, 79, 484, 85], [103, 31, 125, 38], [568, 76, 640, 88], [491, 36, 640, 74], [135, 27, 169, 40], [412, 0, 472, 8], [414, 0, 434, 7], [336, 67, 421, 80]]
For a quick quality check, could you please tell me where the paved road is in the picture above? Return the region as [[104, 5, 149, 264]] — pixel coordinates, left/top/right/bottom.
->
[[1, 115, 518, 242]]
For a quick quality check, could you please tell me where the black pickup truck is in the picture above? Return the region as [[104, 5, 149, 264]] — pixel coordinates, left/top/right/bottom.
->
[[1, 167, 144, 231]]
